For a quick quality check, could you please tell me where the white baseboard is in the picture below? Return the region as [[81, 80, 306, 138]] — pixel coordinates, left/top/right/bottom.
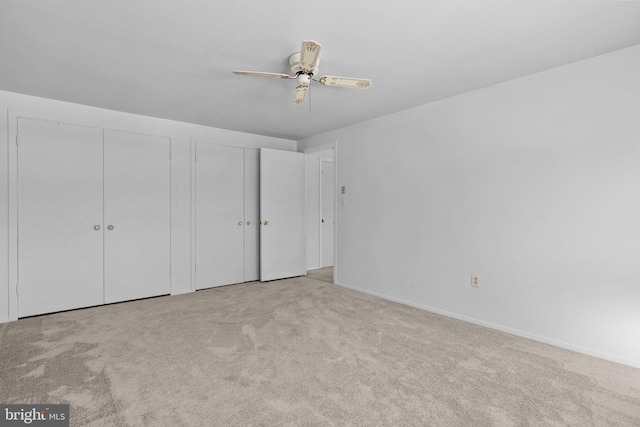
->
[[334, 281, 639, 369]]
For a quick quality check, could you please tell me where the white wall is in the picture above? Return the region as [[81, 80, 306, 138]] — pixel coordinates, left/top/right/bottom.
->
[[298, 45, 640, 368], [0, 90, 295, 323]]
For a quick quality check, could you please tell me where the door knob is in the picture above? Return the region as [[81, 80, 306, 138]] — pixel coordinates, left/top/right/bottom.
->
[[246, 221, 251, 226], [238, 221, 243, 226], [263, 220, 269, 226], [322, 218, 325, 223], [107, 225, 114, 230], [94, 225, 101, 231]]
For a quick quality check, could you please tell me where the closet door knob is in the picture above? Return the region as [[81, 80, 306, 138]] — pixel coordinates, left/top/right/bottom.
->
[[94, 225, 101, 231], [246, 221, 251, 226], [107, 225, 114, 230], [238, 221, 243, 226]]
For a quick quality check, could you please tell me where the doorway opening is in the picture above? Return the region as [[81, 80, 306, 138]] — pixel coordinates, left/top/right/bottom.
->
[[304, 142, 337, 284], [306, 266, 333, 283]]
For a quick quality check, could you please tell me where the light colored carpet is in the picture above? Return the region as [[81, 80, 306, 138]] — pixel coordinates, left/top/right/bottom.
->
[[1, 277, 639, 426], [306, 266, 333, 283]]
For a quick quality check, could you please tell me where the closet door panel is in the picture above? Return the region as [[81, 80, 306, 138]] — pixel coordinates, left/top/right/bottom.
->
[[195, 143, 244, 289], [17, 119, 104, 317], [244, 149, 260, 282], [103, 130, 171, 303]]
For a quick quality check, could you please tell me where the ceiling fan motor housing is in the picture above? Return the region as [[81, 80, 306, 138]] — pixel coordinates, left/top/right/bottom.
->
[[289, 52, 319, 77]]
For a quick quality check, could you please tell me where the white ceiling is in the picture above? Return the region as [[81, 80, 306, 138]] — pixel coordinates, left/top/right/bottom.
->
[[1, 1, 640, 141]]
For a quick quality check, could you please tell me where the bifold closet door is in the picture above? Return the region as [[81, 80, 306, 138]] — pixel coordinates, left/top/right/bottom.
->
[[244, 149, 260, 282], [17, 119, 104, 317], [103, 130, 171, 303], [195, 143, 245, 289]]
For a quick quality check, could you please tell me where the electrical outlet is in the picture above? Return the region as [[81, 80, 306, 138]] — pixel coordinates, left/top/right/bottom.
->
[[471, 275, 479, 288]]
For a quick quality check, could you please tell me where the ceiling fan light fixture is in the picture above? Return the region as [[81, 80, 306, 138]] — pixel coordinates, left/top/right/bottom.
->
[[297, 74, 310, 86]]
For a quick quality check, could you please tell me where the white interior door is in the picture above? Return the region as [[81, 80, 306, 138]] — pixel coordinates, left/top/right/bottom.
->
[[304, 155, 321, 270], [195, 143, 245, 289], [260, 149, 306, 281], [17, 119, 104, 317], [103, 130, 171, 303], [321, 160, 335, 267], [244, 149, 260, 281]]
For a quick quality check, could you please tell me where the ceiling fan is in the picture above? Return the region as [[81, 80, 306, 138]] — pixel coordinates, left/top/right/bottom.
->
[[233, 40, 372, 104]]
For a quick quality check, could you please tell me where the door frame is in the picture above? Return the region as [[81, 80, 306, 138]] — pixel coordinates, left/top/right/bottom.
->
[[302, 141, 338, 285]]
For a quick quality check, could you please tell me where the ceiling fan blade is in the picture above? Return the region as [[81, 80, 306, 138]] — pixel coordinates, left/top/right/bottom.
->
[[233, 70, 293, 79], [299, 40, 321, 73], [319, 75, 372, 89], [292, 85, 308, 104]]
